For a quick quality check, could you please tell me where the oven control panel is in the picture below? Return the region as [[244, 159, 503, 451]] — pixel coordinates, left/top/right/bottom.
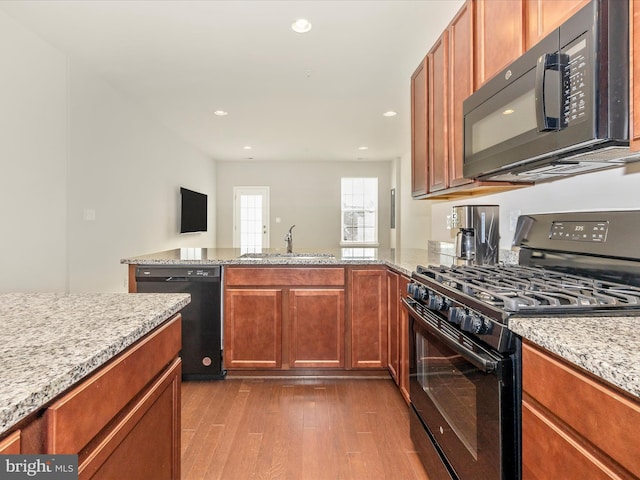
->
[[549, 220, 608, 242]]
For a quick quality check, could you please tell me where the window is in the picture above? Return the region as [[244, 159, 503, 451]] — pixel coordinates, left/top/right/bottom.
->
[[341, 177, 378, 246]]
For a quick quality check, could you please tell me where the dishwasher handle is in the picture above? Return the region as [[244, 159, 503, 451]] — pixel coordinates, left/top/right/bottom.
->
[[135, 266, 221, 281]]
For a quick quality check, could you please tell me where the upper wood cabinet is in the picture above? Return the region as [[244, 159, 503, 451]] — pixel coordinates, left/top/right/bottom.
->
[[428, 32, 449, 192], [525, 0, 590, 49], [448, 1, 475, 189], [411, 58, 428, 196], [475, 0, 525, 88]]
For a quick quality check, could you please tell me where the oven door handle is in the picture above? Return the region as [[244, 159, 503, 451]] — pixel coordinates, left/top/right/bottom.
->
[[402, 298, 499, 374]]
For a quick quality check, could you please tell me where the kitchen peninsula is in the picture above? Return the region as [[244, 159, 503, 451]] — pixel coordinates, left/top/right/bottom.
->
[[0, 292, 189, 479]]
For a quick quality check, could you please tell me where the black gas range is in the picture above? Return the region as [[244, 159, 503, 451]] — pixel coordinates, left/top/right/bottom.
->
[[405, 210, 640, 480]]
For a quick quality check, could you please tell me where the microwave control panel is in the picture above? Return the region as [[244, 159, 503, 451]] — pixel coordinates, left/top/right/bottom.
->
[[562, 37, 588, 125], [549, 221, 609, 242]]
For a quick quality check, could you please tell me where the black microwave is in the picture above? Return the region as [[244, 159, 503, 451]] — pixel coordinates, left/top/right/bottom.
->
[[463, 0, 637, 183]]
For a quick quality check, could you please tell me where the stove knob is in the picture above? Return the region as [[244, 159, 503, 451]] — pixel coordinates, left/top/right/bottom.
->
[[460, 314, 485, 334], [407, 283, 425, 301], [448, 307, 465, 325], [427, 293, 447, 311]]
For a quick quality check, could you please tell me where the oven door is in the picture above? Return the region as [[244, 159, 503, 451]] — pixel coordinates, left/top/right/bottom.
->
[[404, 298, 519, 480]]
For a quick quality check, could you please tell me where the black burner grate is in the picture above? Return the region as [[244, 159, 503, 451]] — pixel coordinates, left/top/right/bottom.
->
[[419, 264, 640, 313]]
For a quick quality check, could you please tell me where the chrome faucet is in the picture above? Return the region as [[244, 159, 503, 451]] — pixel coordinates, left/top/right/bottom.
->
[[284, 225, 295, 253]]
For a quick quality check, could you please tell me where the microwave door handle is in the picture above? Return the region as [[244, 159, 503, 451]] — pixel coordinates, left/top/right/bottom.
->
[[535, 53, 563, 132]]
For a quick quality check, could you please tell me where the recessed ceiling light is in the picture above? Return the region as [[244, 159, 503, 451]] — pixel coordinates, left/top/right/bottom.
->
[[213, 110, 228, 116], [243, 146, 252, 150], [383, 111, 397, 117], [358, 146, 368, 150], [291, 18, 312, 33], [503, 109, 515, 115]]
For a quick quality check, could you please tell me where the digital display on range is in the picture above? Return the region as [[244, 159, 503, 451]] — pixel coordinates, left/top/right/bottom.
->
[[549, 221, 608, 242]]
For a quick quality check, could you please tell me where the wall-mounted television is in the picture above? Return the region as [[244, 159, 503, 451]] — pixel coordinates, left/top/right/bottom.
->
[[180, 187, 207, 233]]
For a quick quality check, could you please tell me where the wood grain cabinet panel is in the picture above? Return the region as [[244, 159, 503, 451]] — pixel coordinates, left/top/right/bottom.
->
[[45, 315, 182, 455], [475, 0, 525, 87], [386, 270, 400, 383], [428, 31, 449, 193], [224, 288, 283, 369], [387, 270, 410, 398], [349, 268, 388, 369], [289, 289, 345, 369], [525, 0, 590, 48], [411, 57, 429, 197], [0, 430, 21, 454], [79, 359, 181, 480], [522, 341, 640, 479]]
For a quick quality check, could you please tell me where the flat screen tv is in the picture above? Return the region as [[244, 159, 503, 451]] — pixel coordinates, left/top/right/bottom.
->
[[180, 187, 207, 233]]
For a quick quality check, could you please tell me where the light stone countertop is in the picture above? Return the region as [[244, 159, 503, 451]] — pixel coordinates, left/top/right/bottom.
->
[[120, 246, 640, 399], [0, 292, 190, 436], [509, 316, 640, 399], [120, 246, 467, 277]]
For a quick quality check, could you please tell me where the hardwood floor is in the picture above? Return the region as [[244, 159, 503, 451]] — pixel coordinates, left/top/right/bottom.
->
[[181, 378, 429, 480]]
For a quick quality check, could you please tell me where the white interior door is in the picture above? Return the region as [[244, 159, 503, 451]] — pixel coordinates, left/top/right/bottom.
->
[[233, 186, 270, 252]]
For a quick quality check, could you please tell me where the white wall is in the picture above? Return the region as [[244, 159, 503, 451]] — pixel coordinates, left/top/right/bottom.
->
[[0, 10, 217, 293], [216, 160, 392, 250], [0, 11, 68, 292], [67, 61, 216, 292], [429, 164, 640, 248], [398, 151, 432, 249]]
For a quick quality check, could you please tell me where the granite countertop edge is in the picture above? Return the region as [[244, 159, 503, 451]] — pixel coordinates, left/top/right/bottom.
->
[[509, 316, 640, 399], [0, 293, 191, 436]]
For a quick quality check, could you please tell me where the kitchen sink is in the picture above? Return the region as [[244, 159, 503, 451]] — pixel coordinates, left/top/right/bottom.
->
[[238, 252, 335, 260]]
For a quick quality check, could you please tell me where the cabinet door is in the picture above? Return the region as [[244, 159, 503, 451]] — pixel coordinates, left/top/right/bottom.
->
[[475, 0, 525, 87], [411, 58, 429, 197], [386, 270, 400, 383], [0, 431, 21, 454], [349, 269, 388, 369], [428, 32, 449, 192], [526, 0, 590, 49], [80, 359, 181, 480], [398, 275, 410, 402], [448, 0, 474, 188], [289, 289, 345, 369], [224, 289, 282, 369]]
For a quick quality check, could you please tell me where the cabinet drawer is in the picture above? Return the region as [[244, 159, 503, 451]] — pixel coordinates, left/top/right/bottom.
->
[[225, 267, 345, 286], [0, 430, 21, 454], [522, 341, 640, 477], [45, 314, 182, 454], [522, 398, 632, 480]]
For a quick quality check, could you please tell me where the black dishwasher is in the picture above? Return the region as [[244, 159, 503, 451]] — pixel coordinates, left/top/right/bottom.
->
[[135, 265, 224, 380]]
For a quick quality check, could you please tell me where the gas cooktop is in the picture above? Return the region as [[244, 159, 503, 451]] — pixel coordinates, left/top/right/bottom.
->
[[416, 264, 640, 314]]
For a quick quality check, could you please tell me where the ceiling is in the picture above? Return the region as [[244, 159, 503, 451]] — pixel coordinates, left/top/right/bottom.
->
[[0, 0, 463, 162]]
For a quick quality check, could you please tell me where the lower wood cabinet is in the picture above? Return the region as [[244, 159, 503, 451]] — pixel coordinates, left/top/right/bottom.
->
[[224, 266, 394, 373], [522, 340, 640, 479], [349, 267, 388, 369], [224, 288, 283, 368], [0, 430, 21, 454], [224, 267, 346, 371], [289, 288, 345, 368], [0, 315, 182, 480], [387, 270, 410, 402]]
